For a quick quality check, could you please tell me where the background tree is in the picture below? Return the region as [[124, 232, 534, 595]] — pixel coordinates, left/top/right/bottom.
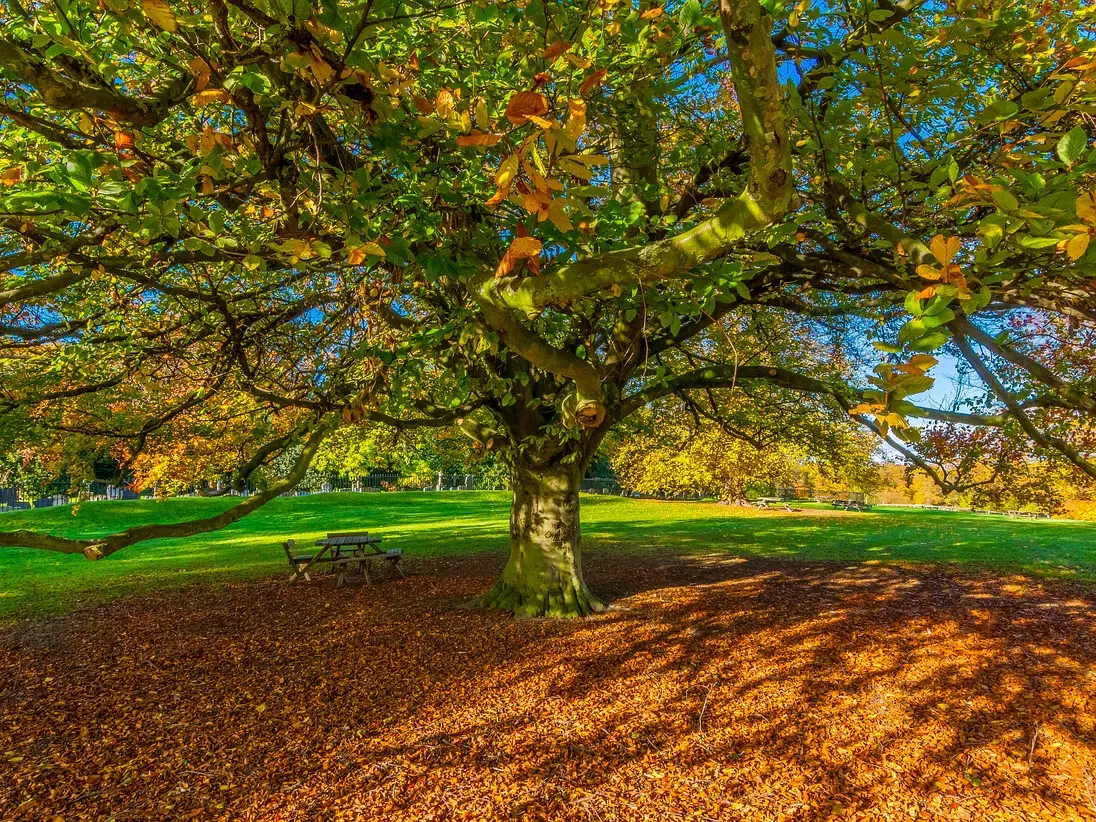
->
[[2, 0, 1096, 615]]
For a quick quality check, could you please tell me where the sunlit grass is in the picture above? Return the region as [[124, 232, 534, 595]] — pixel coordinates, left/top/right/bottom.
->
[[0, 492, 1092, 619]]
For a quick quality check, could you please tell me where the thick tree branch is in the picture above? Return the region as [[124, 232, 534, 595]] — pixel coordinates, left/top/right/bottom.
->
[[486, 0, 793, 315], [0, 417, 336, 559], [0, 37, 190, 126], [951, 329, 1096, 480]]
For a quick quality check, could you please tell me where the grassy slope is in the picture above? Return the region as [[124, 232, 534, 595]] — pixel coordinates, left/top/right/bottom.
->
[[0, 492, 1093, 619]]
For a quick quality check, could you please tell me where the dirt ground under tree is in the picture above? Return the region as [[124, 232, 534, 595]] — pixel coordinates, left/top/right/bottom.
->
[[2, 552, 1094, 821]]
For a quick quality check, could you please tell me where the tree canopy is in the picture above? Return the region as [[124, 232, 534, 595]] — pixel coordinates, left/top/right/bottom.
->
[[2, 0, 1095, 614]]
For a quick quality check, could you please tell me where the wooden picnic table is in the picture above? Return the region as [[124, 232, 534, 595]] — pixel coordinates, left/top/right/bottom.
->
[[313, 532, 405, 586]]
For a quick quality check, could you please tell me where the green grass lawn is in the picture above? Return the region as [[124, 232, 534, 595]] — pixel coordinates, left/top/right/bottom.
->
[[0, 492, 1093, 620]]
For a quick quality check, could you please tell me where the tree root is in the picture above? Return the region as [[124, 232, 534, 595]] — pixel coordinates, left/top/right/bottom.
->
[[477, 578, 606, 619]]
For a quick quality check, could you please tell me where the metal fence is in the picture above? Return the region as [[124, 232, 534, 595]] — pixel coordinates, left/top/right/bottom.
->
[[1, 471, 637, 512]]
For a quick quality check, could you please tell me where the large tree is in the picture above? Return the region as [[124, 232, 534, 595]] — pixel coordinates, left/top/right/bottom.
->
[[2, 0, 1095, 615]]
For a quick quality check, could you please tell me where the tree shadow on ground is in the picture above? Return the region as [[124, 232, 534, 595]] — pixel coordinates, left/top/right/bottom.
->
[[1, 552, 1094, 821]]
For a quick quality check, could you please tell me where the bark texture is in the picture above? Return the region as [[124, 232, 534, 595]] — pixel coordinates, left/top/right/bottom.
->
[[481, 460, 604, 618]]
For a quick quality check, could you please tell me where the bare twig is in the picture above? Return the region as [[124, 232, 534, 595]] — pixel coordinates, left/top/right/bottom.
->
[[698, 682, 716, 733]]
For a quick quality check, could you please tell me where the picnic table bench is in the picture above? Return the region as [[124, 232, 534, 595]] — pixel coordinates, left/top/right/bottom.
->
[[831, 500, 873, 512], [284, 531, 405, 587], [758, 497, 795, 511]]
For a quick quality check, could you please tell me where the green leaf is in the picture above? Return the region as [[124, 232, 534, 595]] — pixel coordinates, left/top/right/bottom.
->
[[1017, 235, 1060, 250], [898, 318, 927, 345], [908, 331, 950, 352], [1057, 126, 1088, 166], [920, 308, 955, 328], [291, 0, 312, 21], [892, 374, 935, 397], [678, 0, 703, 28], [990, 188, 1018, 212]]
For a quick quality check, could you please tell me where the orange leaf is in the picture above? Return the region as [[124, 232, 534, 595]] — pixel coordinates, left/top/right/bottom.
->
[[413, 96, 434, 115], [509, 236, 542, 259], [143, 0, 178, 32], [114, 130, 135, 149], [524, 114, 554, 129], [194, 88, 231, 107], [495, 234, 543, 277], [485, 186, 510, 207], [542, 41, 572, 61], [917, 286, 937, 299], [929, 234, 961, 266], [436, 89, 455, 118], [456, 131, 503, 147], [640, 6, 664, 19], [580, 68, 607, 96], [309, 47, 334, 85], [505, 91, 549, 125], [1076, 192, 1096, 223], [0, 167, 22, 186], [187, 57, 211, 91]]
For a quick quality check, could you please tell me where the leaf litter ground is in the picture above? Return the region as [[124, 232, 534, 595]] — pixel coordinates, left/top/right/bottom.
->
[[1, 552, 1094, 821]]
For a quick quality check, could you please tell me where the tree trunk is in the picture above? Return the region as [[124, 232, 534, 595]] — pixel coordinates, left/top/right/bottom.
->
[[480, 459, 605, 618]]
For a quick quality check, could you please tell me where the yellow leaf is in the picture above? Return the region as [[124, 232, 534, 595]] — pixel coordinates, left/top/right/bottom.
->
[[187, 57, 211, 91], [908, 354, 938, 370], [568, 153, 609, 166], [1065, 231, 1090, 261], [436, 89, 455, 118], [929, 234, 961, 265], [495, 153, 520, 188], [309, 47, 334, 85], [474, 97, 489, 128], [558, 157, 593, 181], [547, 200, 573, 233], [1076, 192, 1096, 223], [143, 0, 178, 32], [916, 264, 943, 281], [565, 99, 586, 140], [509, 236, 542, 258], [360, 241, 386, 258], [456, 131, 503, 147], [640, 6, 664, 19], [194, 88, 231, 107], [524, 114, 554, 129], [848, 403, 882, 416]]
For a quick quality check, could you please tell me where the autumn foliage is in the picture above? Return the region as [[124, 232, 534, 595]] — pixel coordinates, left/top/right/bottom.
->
[[2, 552, 1095, 821]]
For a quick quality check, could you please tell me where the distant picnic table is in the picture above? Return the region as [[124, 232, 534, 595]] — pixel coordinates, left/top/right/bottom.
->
[[284, 531, 404, 587]]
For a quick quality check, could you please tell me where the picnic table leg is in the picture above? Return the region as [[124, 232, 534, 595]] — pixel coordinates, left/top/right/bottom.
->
[[289, 545, 330, 585], [389, 556, 406, 578]]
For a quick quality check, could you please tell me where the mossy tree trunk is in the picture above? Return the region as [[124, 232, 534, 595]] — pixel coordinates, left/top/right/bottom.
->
[[480, 456, 605, 618]]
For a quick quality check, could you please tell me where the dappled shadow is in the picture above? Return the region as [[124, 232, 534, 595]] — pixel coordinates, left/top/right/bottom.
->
[[1, 553, 1094, 821]]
